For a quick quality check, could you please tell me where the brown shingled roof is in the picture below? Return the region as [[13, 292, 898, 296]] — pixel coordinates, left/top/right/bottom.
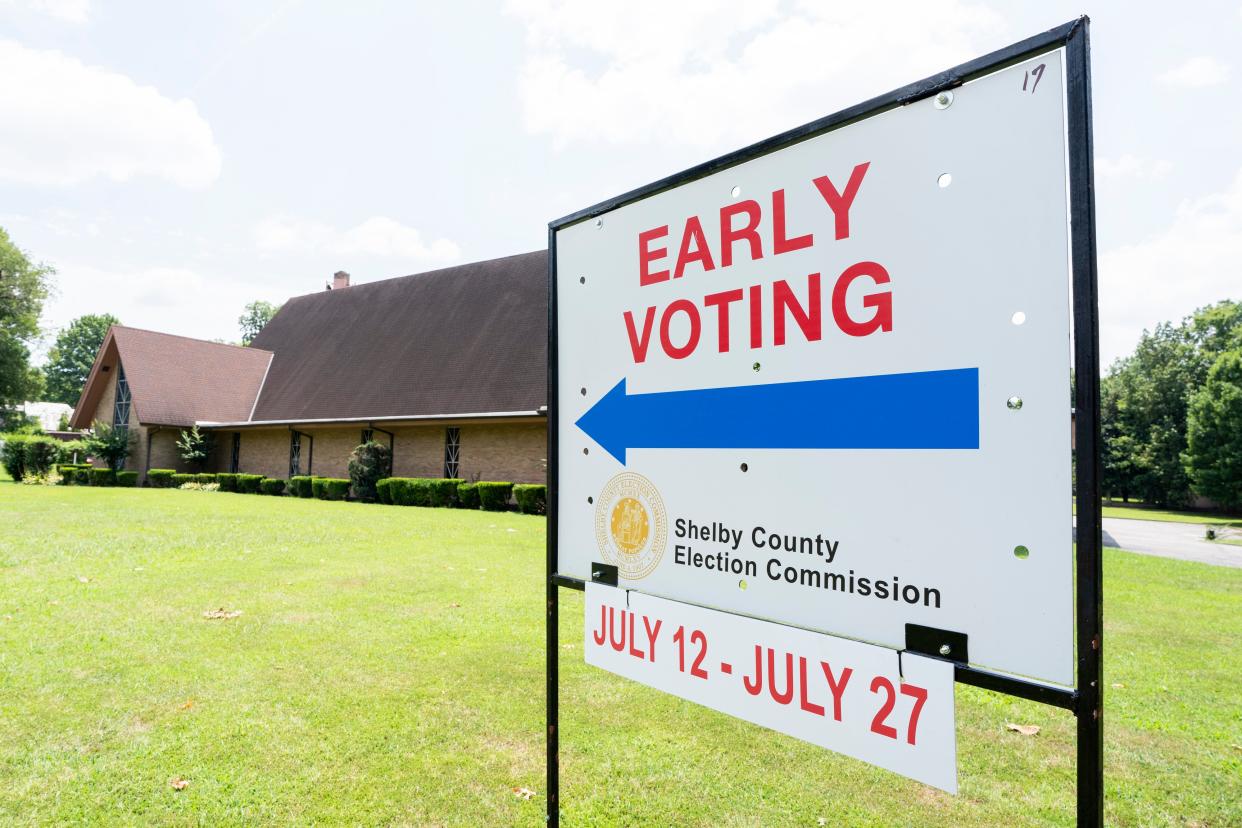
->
[[245, 250, 547, 422], [70, 326, 273, 429]]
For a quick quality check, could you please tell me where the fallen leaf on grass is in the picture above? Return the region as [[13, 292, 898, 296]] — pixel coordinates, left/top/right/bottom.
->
[[449, 602, 461, 608], [512, 786, 537, 800], [818, 819, 828, 827], [1006, 723, 1040, 736], [202, 608, 242, 620], [180, 699, 194, 710], [170, 777, 189, 790], [1111, 683, 1125, 689], [77, 576, 90, 583]]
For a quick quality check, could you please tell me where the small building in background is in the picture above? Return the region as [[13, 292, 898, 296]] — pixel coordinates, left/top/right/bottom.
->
[[69, 252, 547, 484]]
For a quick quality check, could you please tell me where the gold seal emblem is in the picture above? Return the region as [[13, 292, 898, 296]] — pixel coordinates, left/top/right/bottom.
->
[[595, 473, 667, 580]]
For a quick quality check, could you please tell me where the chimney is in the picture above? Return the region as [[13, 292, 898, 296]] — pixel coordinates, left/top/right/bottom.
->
[[332, 270, 350, 290]]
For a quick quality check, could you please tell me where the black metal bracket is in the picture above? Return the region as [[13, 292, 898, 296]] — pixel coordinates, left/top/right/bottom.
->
[[905, 623, 969, 665], [590, 563, 618, 587]]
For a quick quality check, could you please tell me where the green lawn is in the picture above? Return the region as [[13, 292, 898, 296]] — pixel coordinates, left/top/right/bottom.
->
[[1098, 501, 1242, 527], [1, 485, 1239, 826]]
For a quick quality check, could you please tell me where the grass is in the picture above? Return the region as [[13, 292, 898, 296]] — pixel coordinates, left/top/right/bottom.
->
[[1097, 500, 1242, 527], [1, 485, 1239, 826]]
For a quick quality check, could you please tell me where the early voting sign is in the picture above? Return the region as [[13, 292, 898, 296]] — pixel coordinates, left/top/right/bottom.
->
[[548, 18, 1103, 826], [557, 50, 1073, 684]]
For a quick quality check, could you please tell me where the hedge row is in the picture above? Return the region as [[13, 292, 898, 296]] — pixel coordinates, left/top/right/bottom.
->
[[371, 478, 544, 513], [1, 434, 61, 480]]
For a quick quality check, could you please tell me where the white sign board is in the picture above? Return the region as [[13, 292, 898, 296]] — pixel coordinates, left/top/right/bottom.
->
[[556, 50, 1074, 686], [585, 584, 957, 791]]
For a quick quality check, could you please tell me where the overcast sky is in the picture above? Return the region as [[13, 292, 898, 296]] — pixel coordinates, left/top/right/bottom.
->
[[2, 0, 1240, 366]]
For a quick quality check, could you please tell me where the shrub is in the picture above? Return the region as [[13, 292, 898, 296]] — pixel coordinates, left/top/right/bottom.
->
[[477, 482, 514, 512], [179, 482, 220, 492], [1, 434, 28, 480], [176, 425, 213, 472], [72, 467, 92, 485], [193, 473, 217, 485], [385, 478, 411, 505], [409, 478, 434, 506], [57, 439, 90, 464], [261, 478, 286, 496], [171, 473, 194, 487], [347, 441, 392, 502], [376, 477, 395, 504], [236, 474, 264, 494], [148, 468, 175, 488], [289, 475, 314, 498], [55, 463, 87, 484], [313, 477, 349, 500], [513, 484, 547, 515], [84, 421, 133, 472], [428, 478, 462, 508], [457, 482, 480, 509], [216, 473, 239, 492], [23, 436, 60, 477], [90, 467, 117, 486], [116, 471, 139, 487]]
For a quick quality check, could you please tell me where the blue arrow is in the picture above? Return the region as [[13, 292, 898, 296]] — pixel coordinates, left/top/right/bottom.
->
[[574, 367, 980, 465]]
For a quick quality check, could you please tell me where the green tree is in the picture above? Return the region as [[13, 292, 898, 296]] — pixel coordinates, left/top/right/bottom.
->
[[238, 300, 280, 346], [43, 313, 119, 405], [1184, 349, 1242, 509], [347, 441, 392, 502], [176, 425, 213, 472], [0, 227, 53, 413]]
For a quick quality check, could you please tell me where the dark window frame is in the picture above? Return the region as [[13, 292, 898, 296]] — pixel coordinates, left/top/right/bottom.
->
[[444, 427, 460, 478]]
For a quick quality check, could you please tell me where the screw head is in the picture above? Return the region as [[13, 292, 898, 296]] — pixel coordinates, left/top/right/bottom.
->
[[938, 643, 952, 656], [934, 90, 954, 109], [1007, 396, 1024, 410]]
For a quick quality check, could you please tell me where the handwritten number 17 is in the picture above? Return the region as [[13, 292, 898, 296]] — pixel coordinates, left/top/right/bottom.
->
[[1022, 63, 1046, 94]]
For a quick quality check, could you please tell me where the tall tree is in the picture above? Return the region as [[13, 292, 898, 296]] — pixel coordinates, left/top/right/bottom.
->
[[1184, 348, 1242, 509], [43, 313, 119, 405], [0, 226, 53, 413], [1104, 300, 1242, 507], [238, 300, 280, 346]]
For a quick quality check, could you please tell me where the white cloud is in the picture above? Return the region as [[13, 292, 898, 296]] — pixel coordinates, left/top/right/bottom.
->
[[0, 40, 222, 188], [0, 0, 89, 24], [1157, 55, 1230, 88], [1096, 153, 1173, 180], [254, 215, 461, 265], [1099, 169, 1242, 365], [38, 262, 255, 351], [505, 0, 1004, 149]]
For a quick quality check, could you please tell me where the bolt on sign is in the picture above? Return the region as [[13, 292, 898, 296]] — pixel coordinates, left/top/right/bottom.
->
[[549, 18, 1102, 821]]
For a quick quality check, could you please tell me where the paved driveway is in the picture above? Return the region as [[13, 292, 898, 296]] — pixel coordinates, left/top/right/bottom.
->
[[1075, 517, 1242, 568]]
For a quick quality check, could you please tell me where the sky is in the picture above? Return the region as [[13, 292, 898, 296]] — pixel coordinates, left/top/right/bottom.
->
[[1, 0, 1240, 367]]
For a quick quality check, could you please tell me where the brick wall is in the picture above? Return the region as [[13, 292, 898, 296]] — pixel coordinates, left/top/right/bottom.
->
[[459, 422, 545, 483], [199, 420, 547, 484]]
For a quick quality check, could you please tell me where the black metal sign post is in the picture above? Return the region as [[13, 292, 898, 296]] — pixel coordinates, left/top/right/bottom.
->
[[547, 17, 1101, 827]]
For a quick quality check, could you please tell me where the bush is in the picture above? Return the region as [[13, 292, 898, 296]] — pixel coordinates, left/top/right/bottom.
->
[[457, 482, 480, 509], [216, 473, 239, 492], [72, 467, 92, 485], [289, 475, 314, 498], [148, 468, 175, 488], [236, 474, 264, 494], [55, 463, 87, 484], [313, 477, 350, 500], [84, 421, 133, 472], [116, 471, 139, 487], [194, 473, 217, 485], [1, 434, 28, 480], [57, 439, 90, 464], [171, 473, 194, 487], [179, 482, 220, 492], [428, 478, 462, 507], [513, 484, 547, 515], [384, 478, 410, 505], [376, 477, 395, 504], [90, 467, 117, 486], [261, 478, 286, 496], [347, 441, 392, 502], [477, 482, 514, 511], [23, 436, 60, 477]]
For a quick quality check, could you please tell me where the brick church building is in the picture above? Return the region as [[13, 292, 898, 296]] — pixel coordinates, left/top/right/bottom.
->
[[70, 251, 548, 484]]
